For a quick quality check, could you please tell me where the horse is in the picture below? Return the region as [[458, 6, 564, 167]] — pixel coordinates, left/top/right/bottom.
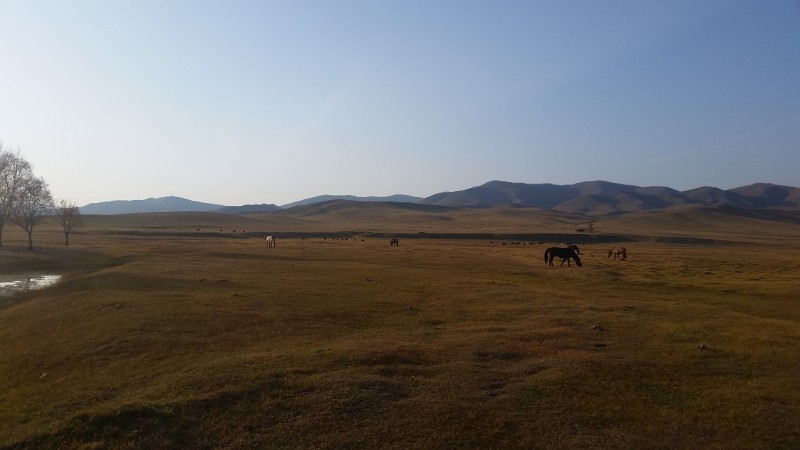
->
[[264, 235, 276, 248], [389, 238, 399, 247], [608, 246, 627, 260], [545, 246, 582, 267]]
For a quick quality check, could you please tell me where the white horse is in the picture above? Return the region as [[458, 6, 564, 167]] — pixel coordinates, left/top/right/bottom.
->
[[265, 235, 276, 248]]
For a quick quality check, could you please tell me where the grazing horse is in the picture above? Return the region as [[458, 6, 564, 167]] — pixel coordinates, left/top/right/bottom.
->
[[544, 246, 582, 267], [608, 246, 627, 260], [264, 235, 276, 248], [389, 238, 399, 247]]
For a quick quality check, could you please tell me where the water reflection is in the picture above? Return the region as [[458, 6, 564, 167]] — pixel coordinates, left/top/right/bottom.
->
[[0, 274, 62, 296]]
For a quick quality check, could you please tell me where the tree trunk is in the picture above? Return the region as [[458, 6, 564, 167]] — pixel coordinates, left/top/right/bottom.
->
[[26, 229, 33, 250]]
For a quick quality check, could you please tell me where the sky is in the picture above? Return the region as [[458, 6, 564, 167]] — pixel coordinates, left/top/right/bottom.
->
[[1, 0, 799, 207]]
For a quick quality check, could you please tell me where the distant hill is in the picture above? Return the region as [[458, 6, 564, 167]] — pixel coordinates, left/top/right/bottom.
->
[[215, 204, 282, 214], [280, 194, 423, 209], [81, 195, 423, 215], [80, 196, 224, 215], [79, 182, 800, 216], [278, 199, 454, 219], [423, 181, 580, 208], [421, 181, 800, 215], [728, 183, 800, 207]]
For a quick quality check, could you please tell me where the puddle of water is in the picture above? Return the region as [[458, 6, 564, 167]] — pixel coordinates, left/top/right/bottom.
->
[[0, 274, 62, 297]]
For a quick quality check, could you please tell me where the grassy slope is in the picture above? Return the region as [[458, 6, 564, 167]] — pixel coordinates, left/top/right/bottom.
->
[[1, 210, 799, 449]]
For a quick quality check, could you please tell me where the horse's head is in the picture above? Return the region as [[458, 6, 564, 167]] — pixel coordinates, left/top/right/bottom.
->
[[573, 253, 583, 267]]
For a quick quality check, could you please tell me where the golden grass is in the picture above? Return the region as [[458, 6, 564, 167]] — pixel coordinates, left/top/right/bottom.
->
[[1, 211, 799, 449]]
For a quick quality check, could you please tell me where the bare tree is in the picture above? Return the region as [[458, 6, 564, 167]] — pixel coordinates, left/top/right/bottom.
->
[[54, 199, 82, 246], [11, 176, 53, 250], [0, 145, 34, 246]]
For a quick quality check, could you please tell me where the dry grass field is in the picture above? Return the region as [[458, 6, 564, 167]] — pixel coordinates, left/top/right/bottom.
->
[[1, 206, 799, 449]]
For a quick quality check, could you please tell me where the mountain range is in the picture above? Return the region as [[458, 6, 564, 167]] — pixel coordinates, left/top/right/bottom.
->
[[78, 181, 800, 216]]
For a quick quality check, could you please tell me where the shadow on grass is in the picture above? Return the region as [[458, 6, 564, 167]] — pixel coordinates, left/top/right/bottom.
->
[[5, 405, 190, 450]]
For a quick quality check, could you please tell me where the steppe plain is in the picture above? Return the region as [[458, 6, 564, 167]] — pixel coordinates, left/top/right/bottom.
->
[[1, 203, 799, 449]]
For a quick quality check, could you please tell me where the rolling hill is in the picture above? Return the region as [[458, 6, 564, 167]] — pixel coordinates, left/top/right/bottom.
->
[[280, 194, 423, 209], [78, 181, 800, 216], [420, 181, 800, 215], [80, 196, 224, 214], [215, 204, 282, 214]]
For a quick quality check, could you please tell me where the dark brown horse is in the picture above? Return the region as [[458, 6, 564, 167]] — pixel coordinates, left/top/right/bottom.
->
[[608, 246, 627, 260], [389, 238, 399, 247], [545, 245, 582, 267]]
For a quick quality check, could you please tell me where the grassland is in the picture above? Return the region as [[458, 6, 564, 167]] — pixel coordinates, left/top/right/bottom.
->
[[1, 207, 800, 449]]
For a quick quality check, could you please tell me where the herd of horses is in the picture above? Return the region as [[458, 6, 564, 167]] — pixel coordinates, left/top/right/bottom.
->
[[542, 244, 628, 267], [264, 234, 626, 268], [543, 244, 627, 267]]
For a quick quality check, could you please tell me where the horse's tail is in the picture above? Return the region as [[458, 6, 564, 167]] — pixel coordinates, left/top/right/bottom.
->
[[622, 247, 627, 259], [544, 249, 549, 263]]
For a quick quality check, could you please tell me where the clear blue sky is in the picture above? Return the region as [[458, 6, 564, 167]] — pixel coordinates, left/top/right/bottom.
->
[[1, 0, 798, 206]]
